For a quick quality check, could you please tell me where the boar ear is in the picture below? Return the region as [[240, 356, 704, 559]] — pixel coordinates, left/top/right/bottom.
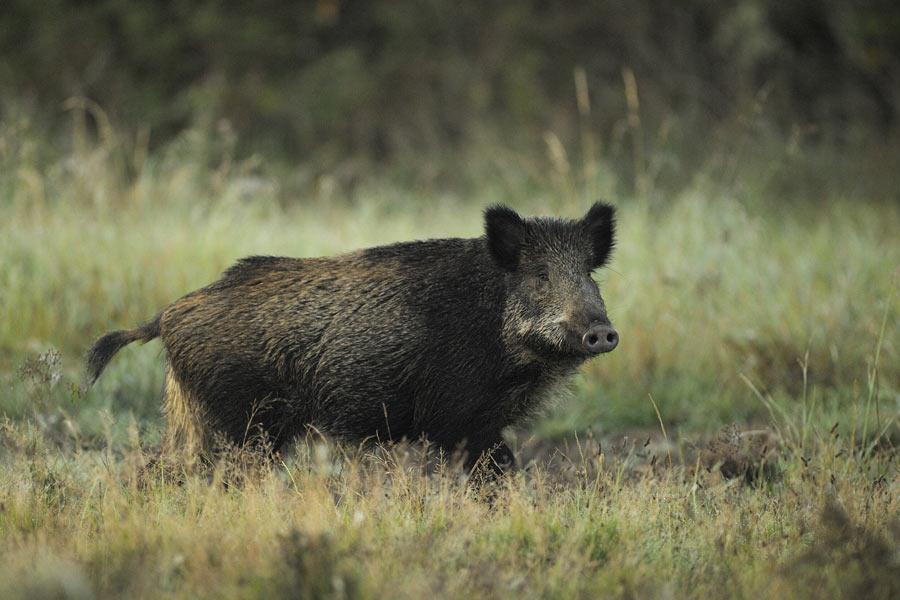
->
[[485, 204, 525, 271], [583, 201, 616, 269]]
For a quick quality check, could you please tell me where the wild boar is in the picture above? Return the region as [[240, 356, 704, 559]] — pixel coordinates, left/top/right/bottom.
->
[[87, 202, 618, 473]]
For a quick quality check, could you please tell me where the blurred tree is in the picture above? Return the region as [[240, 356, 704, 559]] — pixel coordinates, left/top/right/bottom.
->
[[0, 0, 897, 166]]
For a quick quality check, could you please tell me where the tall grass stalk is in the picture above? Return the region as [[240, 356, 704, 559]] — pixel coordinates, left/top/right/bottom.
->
[[861, 268, 900, 458]]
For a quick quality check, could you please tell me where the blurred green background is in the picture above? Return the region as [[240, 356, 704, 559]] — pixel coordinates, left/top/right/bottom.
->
[[4, 0, 900, 190], [1, 0, 898, 445]]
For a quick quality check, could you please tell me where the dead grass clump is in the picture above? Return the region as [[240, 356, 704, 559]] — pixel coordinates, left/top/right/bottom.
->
[[702, 424, 780, 483]]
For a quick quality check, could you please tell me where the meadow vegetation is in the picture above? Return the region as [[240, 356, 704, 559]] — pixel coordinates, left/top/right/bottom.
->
[[2, 5, 900, 590], [2, 111, 898, 436], [1, 109, 898, 598], [1, 413, 899, 600]]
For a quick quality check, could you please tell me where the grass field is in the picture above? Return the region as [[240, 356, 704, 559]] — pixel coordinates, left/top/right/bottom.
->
[[1, 121, 899, 598]]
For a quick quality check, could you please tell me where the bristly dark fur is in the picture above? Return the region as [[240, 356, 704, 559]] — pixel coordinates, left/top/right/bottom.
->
[[86, 203, 618, 473]]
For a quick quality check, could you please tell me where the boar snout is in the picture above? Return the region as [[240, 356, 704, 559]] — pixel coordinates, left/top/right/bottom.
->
[[582, 323, 618, 354]]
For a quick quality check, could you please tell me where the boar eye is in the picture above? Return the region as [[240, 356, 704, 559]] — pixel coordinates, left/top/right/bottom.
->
[[536, 270, 550, 285]]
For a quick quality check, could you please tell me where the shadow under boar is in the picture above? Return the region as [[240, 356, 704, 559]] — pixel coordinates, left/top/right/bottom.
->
[[86, 203, 619, 473]]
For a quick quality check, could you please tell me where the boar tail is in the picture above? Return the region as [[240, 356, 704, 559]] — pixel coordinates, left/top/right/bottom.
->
[[86, 315, 162, 385]]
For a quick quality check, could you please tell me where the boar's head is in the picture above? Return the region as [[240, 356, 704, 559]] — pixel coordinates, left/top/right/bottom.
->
[[486, 202, 618, 361]]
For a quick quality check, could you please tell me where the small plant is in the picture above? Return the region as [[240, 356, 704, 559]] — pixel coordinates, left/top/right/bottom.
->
[[16, 348, 62, 415], [15, 348, 84, 446]]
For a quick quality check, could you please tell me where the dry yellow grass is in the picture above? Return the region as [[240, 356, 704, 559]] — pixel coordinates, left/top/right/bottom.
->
[[1, 419, 898, 600], [2, 118, 899, 599]]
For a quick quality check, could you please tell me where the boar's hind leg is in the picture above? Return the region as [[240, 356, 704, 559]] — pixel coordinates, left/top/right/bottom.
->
[[161, 364, 214, 467]]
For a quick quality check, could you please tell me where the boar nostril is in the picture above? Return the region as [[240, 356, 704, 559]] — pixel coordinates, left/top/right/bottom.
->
[[606, 330, 619, 346], [582, 324, 618, 354]]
